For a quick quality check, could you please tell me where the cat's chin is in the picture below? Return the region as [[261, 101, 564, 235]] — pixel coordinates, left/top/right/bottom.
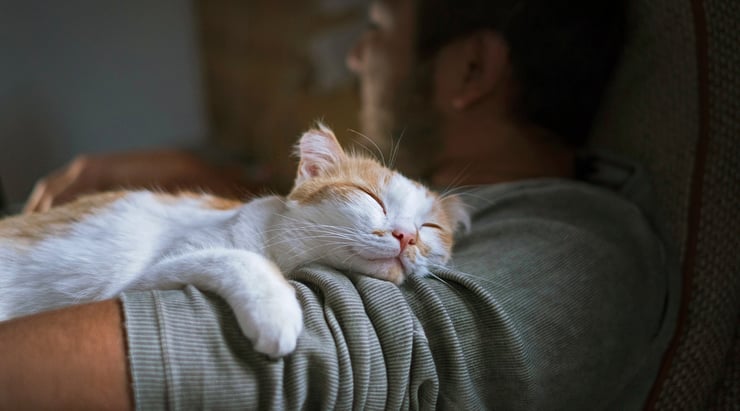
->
[[355, 257, 407, 285]]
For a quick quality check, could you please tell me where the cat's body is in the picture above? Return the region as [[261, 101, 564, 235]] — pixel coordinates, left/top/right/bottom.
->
[[0, 125, 468, 357], [0, 191, 302, 356]]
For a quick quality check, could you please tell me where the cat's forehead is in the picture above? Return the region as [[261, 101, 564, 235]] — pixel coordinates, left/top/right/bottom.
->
[[385, 171, 433, 204], [288, 156, 436, 205], [347, 158, 433, 199], [354, 160, 439, 216], [340, 157, 395, 189]]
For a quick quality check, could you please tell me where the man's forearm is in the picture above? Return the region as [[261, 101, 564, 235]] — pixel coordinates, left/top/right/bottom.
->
[[0, 299, 133, 410]]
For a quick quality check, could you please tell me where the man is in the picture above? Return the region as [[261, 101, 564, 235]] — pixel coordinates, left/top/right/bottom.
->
[[1, 0, 677, 409]]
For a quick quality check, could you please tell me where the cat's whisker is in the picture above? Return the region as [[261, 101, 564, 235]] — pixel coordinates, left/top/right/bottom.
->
[[340, 252, 357, 266], [267, 220, 367, 239], [348, 128, 386, 166], [264, 224, 361, 237], [442, 190, 496, 208], [352, 141, 381, 163], [421, 266, 475, 299], [267, 237, 355, 255], [283, 242, 355, 267], [388, 128, 405, 169], [425, 271, 457, 293], [275, 227, 380, 244], [341, 250, 361, 275], [266, 232, 363, 245], [271, 213, 348, 228], [437, 164, 473, 198], [265, 236, 356, 249], [270, 241, 360, 251], [439, 185, 478, 198], [280, 225, 366, 239]]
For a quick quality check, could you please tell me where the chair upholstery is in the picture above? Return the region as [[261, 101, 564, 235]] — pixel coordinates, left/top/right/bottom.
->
[[590, 0, 739, 408]]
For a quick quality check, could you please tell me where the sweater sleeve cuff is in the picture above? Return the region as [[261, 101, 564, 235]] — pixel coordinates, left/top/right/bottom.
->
[[120, 290, 169, 410]]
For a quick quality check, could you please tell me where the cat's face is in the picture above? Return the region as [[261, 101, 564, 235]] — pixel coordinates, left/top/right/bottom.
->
[[284, 124, 469, 284]]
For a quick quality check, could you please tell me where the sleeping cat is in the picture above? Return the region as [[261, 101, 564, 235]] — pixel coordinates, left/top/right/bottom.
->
[[0, 124, 469, 358]]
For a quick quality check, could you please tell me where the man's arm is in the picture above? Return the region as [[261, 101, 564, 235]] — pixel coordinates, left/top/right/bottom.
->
[[0, 300, 132, 410]]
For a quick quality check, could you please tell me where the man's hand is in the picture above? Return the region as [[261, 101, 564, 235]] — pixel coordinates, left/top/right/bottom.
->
[[24, 149, 254, 213], [24, 155, 104, 213]]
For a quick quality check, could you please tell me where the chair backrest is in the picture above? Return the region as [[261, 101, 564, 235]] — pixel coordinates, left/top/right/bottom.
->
[[589, 0, 739, 408], [0, 178, 6, 216]]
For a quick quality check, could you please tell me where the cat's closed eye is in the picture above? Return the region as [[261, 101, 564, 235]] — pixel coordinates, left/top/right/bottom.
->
[[421, 222, 444, 231], [356, 186, 386, 215]]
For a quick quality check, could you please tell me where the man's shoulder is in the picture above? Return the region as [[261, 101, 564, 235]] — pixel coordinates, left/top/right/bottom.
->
[[459, 151, 657, 229], [462, 177, 647, 231], [452, 177, 664, 278]]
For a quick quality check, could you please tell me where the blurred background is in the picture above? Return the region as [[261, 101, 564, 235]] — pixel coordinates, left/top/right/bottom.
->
[[0, 0, 366, 206]]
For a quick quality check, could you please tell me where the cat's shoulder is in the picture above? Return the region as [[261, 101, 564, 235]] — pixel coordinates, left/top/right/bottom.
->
[[0, 190, 129, 243], [141, 190, 244, 211], [0, 190, 250, 243]]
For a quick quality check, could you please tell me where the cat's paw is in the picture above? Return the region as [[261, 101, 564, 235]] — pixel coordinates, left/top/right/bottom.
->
[[232, 285, 304, 358], [251, 295, 303, 358]]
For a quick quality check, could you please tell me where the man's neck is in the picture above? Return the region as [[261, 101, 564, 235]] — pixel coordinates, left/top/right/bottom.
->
[[430, 116, 576, 187]]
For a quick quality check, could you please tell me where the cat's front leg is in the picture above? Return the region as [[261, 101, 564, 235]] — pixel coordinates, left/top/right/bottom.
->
[[134, 249, 303, 358]]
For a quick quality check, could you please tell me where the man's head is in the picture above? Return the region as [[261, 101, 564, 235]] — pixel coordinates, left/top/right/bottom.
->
[[347, 0, 626, 174], [414, 0, 627, 146]]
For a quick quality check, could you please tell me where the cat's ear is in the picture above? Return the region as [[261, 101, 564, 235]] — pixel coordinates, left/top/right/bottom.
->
[[295, 123, 346, 184]]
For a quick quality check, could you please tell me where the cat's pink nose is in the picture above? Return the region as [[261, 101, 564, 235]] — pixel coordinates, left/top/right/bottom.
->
[[392, 229, 417, 252]]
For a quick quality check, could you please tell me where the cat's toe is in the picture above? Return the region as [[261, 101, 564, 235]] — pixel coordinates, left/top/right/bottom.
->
[[254, 297, 303, 358], [253, 324, 300, 358], [234, 292, 303, 358]]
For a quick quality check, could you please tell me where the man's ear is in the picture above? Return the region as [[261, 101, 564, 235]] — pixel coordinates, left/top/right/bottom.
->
[[445, 30, 509, 110]]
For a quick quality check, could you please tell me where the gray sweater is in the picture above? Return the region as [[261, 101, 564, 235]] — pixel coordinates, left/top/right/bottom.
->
[[121, 154, 678, 410]]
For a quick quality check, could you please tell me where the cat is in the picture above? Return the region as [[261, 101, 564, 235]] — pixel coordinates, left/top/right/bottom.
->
[[0, 124, 469, 358]]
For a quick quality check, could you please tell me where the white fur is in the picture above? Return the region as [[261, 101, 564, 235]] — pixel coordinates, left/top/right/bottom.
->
[[271, 172, 457, 282], [0, 193, 303, 358], [0, 127, 468, 358]]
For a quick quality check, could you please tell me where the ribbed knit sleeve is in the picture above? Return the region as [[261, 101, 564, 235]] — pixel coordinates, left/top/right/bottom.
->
[[121, 264, 533, 410], [121, 176, 677, 410]]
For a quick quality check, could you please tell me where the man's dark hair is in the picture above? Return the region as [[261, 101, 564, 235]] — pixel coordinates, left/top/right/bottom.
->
[[414, 0, 627, 146]]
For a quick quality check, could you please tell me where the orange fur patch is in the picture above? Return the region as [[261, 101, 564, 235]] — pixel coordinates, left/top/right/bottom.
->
[[206, 196, 243, 210], [289, 156, 393, 205], [430, 199, 455, 251], [153, 191, 243, 210], [416, 239, 432, 257], [386, 265, 405, 284], [0, 191, 126, 245]]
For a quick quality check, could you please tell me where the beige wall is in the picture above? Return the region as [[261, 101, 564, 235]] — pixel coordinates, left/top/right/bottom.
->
[[196, 0, 366, 190]]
